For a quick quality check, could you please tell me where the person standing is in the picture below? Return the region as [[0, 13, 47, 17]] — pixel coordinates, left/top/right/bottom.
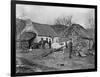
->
[[45, 38, 48, 44], [48, 39, 52, 49], [65, 41, 68, 49], [68, 39, 73, 59], [28, 33, 37, 49], [43, 38, 48, 49], [39, 38, 44, 49]]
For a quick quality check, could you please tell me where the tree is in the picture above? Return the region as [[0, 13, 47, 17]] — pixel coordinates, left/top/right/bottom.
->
[[86, 10, 95, 29], [54, 15, 73, 26], [86, 10, 95, 41]]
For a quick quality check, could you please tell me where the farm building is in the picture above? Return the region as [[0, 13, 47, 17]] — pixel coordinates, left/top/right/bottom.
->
[[16, 18, 58, 44], [60, 24, 94, 50]]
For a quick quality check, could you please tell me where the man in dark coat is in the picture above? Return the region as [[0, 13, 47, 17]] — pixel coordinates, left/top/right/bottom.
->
[[68, 39, 73, 59], [28, 33, 37, 49], [45, 38, 49, 44], [65, 41, 68, 49], [39, 38, 44, 49], [43, 38, 48, 49], [48, 39, 52, 49], [92, 41, 95, 50]]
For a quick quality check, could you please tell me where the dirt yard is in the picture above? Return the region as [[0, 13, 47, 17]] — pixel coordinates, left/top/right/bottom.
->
[[16, 49, 95, 73]]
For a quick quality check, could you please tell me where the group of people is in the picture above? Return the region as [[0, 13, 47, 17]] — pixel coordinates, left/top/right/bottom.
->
[[39, 38, 52, 49], [38, 38, 73, 58]]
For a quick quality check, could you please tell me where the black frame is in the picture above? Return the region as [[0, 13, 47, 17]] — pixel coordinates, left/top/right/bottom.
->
[[11, 0, 97, 76]]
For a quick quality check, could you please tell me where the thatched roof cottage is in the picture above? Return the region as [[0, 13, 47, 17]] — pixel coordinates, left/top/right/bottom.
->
[[16, 18, 58, 43]]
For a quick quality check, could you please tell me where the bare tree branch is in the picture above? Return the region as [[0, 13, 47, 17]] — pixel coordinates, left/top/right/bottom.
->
[[86, 10, 95, 28], [54, 15, 72, 26]]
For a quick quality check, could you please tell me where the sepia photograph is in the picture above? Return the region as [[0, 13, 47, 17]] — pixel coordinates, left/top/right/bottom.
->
[[12, 1, 97, 76]]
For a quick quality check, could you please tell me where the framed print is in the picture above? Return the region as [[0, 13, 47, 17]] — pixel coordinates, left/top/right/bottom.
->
[[11, 0, 97, 76]]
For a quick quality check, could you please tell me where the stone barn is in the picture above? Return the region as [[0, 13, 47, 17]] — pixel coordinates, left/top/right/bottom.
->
[[60, 24, 94, 54]]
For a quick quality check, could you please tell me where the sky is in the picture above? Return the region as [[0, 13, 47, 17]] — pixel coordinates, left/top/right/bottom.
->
[[16, 4, 95, 29]]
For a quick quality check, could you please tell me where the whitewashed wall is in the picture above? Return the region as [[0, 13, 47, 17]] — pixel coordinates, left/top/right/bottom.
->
[[36, 36, 52, 42]]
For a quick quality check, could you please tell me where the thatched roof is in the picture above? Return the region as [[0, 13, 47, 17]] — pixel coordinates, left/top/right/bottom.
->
[[20, 32, 36, 40], [61, 24, 92, 39], [32, 22, 58, 37], [16, 18, 58, 41], [51, 24, 68, 34], [16, 18, 26, 35], [23, 19, 58, 37]]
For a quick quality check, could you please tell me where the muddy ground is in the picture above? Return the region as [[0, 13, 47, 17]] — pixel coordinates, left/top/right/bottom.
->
[[16, 49, 95, 73]]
